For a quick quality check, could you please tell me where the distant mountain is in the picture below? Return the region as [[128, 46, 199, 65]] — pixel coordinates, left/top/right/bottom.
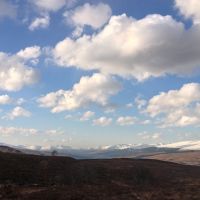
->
[[99, 144, 154, 150], [99, 141, 200, 151], [158, 140, 200, 151], [1, 140, 200, 160], [16, 143, 179, 159]]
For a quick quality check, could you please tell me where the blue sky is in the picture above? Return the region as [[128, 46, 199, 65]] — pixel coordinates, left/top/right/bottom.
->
[[0, 0, 200, 148]]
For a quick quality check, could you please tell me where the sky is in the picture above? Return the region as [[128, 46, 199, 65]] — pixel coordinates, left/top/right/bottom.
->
[[0, 0, 200, 148]]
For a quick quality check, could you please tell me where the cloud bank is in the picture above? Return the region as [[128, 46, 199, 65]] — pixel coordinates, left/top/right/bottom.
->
[[53, 14, 200, 80]]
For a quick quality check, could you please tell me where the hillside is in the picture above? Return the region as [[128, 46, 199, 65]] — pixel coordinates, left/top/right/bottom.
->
[[0, 146, 22, 154], [0, 152, 200, 199], [142, 151, 200, 166]]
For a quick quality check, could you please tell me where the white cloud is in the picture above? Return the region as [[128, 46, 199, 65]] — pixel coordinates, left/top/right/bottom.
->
[[46, 129, 64, 136], [0, 126, 37, 136], [139, 132, 161, 140], [146, 83, 200, 117], [71, 26, 83, 38], [17, 46, 41, 61], [4, 106, 31, 120], [116, 116, 136, 126], [65, 114, 73, 119], [140, 120, 151, 125], [29, 15, 50, 31], [80, 111, 95, 121], [38, 73, 122, 112], [31, 0, 75, 12], [0, 126, 65, 138], [175, 0, 200, 23], [16, 98, 26, 105], [126, 103, 133, 108], [135, 96, 147, 110], [93, 117, 112, 126], [0, 50, 39, 91], [146, 83, 200, 127], [53, 14, 200, 81], [29, 0, 76, 31], [0, 0, 17, 19], [64, 3, 112, 37], [0, 95, 12, 105], [0, 96, 26, 106]]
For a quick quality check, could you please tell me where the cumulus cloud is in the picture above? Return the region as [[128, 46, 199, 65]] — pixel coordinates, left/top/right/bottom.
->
[[30, 0, 75, 12], [0, 95, 26, 106], [175, 0, 200, 23], [146, 83, 200, 127], [0, 95, 12, 105], [29, 15, 50, 31], [80, 111, 95, 121], [28, 0, 76, 31], [4, 106, 31, 120], [53, 14, 200, 80], [17, 46, 41, 61], [64, 3, 112, 37], [0, 49, 39, 91], [0, 0, 17, 19], [38, 73, 122, 112], [116, 116, 136, 126], [93, 117, 112, 127]]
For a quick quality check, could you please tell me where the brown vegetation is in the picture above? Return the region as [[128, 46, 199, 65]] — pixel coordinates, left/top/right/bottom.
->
[[0, 152, 200, 199]]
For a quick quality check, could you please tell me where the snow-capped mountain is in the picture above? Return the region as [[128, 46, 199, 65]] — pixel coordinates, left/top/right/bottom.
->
[[100, 141, 200, 151], [99, 144, 155, 150], [1, 140, 200, 159], [159, 140, 200, 151]]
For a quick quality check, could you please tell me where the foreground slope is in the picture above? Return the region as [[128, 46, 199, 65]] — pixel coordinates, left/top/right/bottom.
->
[[0, 152, 200, 200]]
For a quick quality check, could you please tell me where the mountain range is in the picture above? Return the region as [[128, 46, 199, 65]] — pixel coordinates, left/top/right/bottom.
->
[[1, 140, 200, 162]]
